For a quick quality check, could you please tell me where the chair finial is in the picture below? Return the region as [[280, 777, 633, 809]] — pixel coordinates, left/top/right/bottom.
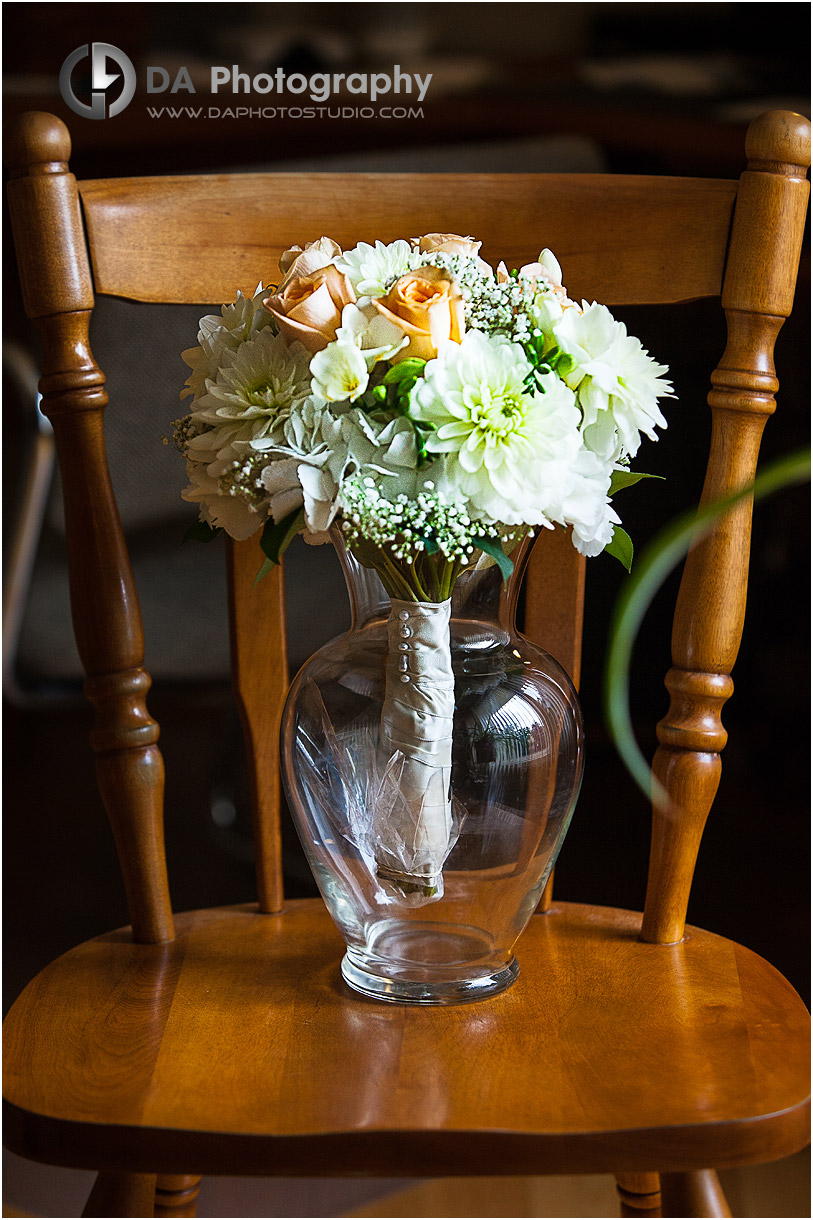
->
[[4, 111, 72, 177], [745, 110, 811, 173]]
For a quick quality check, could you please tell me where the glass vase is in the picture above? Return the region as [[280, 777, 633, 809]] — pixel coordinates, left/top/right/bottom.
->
[[281, 531, 584, 1004]]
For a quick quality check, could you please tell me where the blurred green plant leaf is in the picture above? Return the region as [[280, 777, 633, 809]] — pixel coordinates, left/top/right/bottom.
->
[[603, 449, 810, 806]]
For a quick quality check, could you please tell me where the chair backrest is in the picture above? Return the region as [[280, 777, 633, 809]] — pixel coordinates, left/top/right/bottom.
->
[[5, 110, 809, 948]]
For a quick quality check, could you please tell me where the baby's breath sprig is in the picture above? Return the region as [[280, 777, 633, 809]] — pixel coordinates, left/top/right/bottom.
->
[[341, 477, 523, 602], [217, 450, 269, 508], [167, 413, 201, 453]]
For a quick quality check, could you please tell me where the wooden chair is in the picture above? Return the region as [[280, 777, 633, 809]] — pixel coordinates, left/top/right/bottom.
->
[[3, 109, 809, 1219]]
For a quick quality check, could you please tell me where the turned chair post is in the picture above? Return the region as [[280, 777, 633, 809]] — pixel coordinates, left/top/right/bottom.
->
[[641, 111, 810, 944], [615, 1171, 662, 1216], [4, 112, 174, 945]]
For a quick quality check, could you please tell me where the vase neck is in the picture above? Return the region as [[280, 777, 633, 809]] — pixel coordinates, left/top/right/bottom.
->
[[451, 532, 534, 633], [331, 528, 391, 629], [331, 526, 534, 632]]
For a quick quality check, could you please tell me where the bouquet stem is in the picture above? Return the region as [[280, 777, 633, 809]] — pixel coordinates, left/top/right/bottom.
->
[[374, 597, 455, 899]]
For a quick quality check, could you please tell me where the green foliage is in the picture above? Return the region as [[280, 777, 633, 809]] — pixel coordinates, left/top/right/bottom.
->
[[472, 535, 514, 583], [609, 469, 665, 496], [382, 358, 426, 388], [181, 520, 222, 544], [377, 357, 433, 467], [381, 358, 427, 414], [603, 526, 634, 572], [258, 507, 305, 571], [522, 335, 574, 394]]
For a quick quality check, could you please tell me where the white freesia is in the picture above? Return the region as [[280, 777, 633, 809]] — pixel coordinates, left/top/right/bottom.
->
[[310, 341, 369, 402], [181, 284, 274, 402], [553, 301, 673, 462], [539, 247, 563, 286], [410, 331, 585, 527], [335, 303, 410, 367], [334, 239, 413, 300]]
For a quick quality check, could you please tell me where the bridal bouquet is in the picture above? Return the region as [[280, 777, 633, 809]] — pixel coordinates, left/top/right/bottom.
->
[[174, 232, 673, 900]]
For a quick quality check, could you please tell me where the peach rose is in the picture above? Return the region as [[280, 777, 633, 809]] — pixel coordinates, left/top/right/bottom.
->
[[264, 264, 356, 353], [372, 266, 465, 363], [278, 236, 341, 282], [413, 232, 482, 260]]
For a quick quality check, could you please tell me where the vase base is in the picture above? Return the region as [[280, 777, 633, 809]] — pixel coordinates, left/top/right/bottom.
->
[[340, 922, 519, 1004]]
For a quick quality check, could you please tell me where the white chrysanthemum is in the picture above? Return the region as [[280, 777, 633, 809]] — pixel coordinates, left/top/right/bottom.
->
[[254, 402, 418, 535], [181, 461, 265, 540], [191, 328, 313, 448], [410, 330, 586, 527], [181, 284, 274, 402], [177, 330, 315, 539], [553, 302, 674, 462], [334, 239, 413, 299]]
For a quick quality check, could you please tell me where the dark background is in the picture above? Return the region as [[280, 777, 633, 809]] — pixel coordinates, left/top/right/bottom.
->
[[3, 1, 810, 1023]]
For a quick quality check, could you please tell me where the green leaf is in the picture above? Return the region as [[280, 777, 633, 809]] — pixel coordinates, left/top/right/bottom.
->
[[609, 470, 665, 496], [253, 556, 276, 587], [472, 535, 514, 583], [554, 351, 575, 377], [382, 358, 426, 386], [182, 520, 222, 545], [259, 507, 304, 567], [419, 534, 439, 555], [604, 526, 634, 572]]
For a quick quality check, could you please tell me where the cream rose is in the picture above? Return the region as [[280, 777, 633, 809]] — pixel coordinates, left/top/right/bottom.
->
[[372, 266, 465, 363], [413, 232, 482, 260], [278, 236, 341, 281], [264, 264, 356, 353]]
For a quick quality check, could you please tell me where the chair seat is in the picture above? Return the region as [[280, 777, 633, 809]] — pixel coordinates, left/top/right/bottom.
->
[[4, 900, 809, 1179]]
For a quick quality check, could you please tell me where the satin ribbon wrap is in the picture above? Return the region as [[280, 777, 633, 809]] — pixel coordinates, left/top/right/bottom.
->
[[374, 597, 455, 896]]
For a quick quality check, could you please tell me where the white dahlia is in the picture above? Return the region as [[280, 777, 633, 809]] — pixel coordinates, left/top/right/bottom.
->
[[553, 302, 674, 462], [409, 330, 585, 527]]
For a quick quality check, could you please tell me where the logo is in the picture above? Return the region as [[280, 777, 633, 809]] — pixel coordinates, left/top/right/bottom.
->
[[59, 43, 136, 119]]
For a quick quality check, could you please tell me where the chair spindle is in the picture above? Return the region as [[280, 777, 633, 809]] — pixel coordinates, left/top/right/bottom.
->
[[616, 1171, 662, 1216], [5, 112, 173, 944], [154, 1173, 202, 1217], [642, 111, 811, 944], [227, 538, 288, 912]]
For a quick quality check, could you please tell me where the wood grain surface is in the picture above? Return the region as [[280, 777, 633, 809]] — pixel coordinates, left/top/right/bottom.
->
[[4, 901, 809, 1178], [77, 172, 738, 307]]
